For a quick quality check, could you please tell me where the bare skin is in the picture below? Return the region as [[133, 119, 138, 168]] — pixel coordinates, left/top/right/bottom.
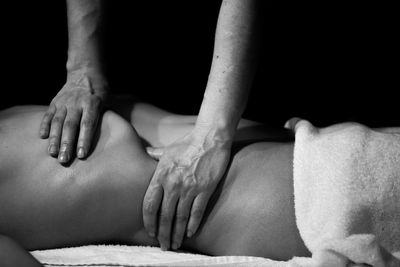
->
[[39, 0, 261, 248], [0, 235, 42, 267], [40, 0, 109, 163], [144, 0, 262, 250], [0, 99, 310, 265]]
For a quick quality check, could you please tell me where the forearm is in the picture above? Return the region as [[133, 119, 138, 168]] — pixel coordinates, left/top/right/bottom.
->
[[66, 0, 105, 74], [196, 0, 261, 140]]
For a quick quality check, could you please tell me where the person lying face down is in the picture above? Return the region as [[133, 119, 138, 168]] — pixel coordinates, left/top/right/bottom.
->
[[40, 1, 262, 250], [0, 98, 310, 266]]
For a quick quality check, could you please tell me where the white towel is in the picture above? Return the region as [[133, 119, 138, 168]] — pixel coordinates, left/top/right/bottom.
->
[[287, 119, 400, 267], [31, 119, 400, 267], [31, 245, 286, 267]]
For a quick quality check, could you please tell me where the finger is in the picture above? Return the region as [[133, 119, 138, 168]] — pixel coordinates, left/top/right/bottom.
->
[[142, 178, 164, 238], [58, 109, 81, 164], [39, 105, 56, 138], [157, 189, 179, 251], [186, 192, 212, 238], [171, 195, 194, 250], [76, 103, 100, 159], [48, 107, 67, 157], [146, 147, 164, 160]]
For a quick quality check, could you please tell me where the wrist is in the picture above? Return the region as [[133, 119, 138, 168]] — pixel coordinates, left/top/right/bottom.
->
[[193, 122, 235, 145], [66, 43, 104, 72], [66, 56, 103, 74], [66, 68, 109, 95], [195, 103, 240, 143]]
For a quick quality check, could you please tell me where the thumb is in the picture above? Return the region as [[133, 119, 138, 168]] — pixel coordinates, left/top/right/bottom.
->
[[146, 146, 164, 160]]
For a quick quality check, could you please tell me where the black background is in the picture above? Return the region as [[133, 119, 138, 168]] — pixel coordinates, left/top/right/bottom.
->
[[1, 1, 398, 127]]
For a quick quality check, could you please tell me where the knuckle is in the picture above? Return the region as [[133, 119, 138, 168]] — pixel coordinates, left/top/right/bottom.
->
[[40, 121, 49, 129], [176, 213, 189, 223], [60, 139, 72, 148], [60, 140, 69, 147], [159, 213, 172, 225], [81, 118, 95, 129], [153, 170, 166, 184], [77, 138, 87, 147], [64, 119, 78, 130], [191, 208, 204, 220], [52, 116, 64, 125], [183, 175, 198, 188], [168, 178, 182, 191], [143, 200, 156, 215], [64, 102, 76, 109], [43, 113, 52, 121]]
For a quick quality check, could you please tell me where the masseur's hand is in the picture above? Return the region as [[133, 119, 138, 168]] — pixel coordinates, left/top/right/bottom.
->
[[143, 129, 232, 251], [39, 69, 109, 164]]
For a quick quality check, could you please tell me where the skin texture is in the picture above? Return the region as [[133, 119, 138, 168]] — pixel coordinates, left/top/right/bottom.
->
[[39, 0, 261, 249], [40, 0, 109, 164], [0, 235, 42, 267], [144, 0, 262, 250], [0, 100, 310, 265]]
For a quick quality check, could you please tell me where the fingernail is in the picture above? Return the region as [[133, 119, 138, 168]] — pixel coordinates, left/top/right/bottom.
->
[[77, 147, 85, 158], [160, 244, 168, 251], [149, 231, 155, 238], [39, 129, 46, 138], [172, 242, 179, 250], [49, 145, 57, 155], [59, 152, 69, 163], [187, 231, 193, 238]]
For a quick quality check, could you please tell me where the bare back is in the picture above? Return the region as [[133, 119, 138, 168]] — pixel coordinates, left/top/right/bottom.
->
[[0, 104, 309, 260]]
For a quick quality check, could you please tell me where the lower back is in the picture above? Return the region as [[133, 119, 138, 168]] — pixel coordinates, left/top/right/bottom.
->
[[183, 142, 309, 260], [0, 106, 308, 259]]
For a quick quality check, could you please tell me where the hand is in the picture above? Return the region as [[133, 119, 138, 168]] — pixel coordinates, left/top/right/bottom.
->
[[39, 70, 109, 164], [143, 130, 232, 251]]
